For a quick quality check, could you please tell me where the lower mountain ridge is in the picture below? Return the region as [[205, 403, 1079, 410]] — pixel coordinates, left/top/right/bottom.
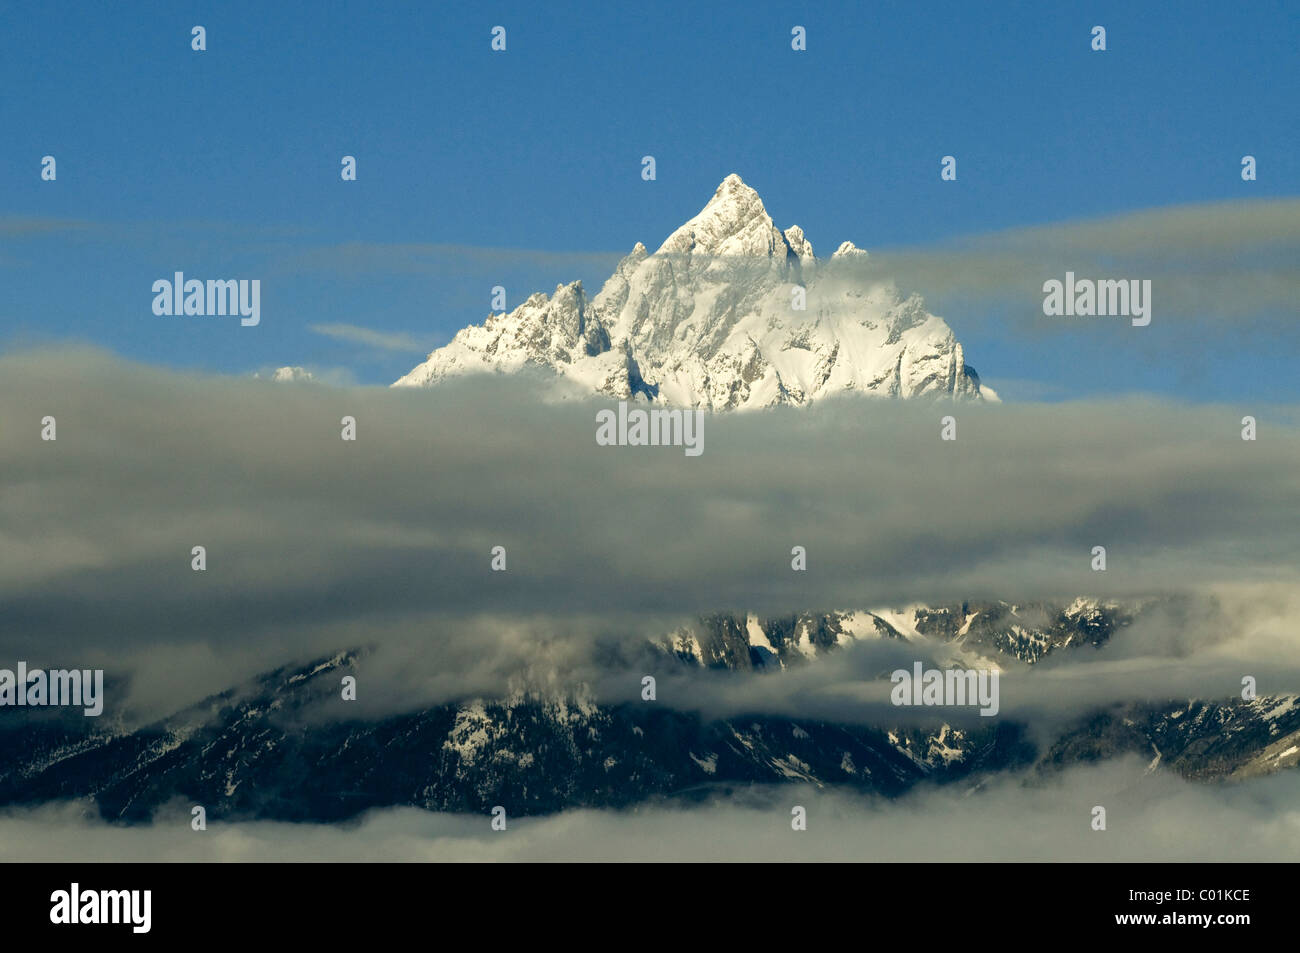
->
[[3, 598, 1295, 823]]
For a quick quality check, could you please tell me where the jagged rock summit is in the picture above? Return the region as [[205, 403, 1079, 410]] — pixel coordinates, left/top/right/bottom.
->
[[395, 174, 991, 409]]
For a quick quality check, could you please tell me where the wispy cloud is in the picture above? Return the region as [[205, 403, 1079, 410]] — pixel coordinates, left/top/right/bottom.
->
[[853, 198, 1300, 330], [270, 241, 625, 280], [0, 216, 102, 238], [309, 322, 430, 353]]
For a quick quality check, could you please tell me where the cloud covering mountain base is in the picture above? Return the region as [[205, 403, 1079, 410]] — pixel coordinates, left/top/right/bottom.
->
[[2, 758, 1296, 862]]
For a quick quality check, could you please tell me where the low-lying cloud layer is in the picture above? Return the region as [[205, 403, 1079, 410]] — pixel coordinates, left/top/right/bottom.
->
[[1, 348, 1298, 719], [1, 758, 1295, 861]]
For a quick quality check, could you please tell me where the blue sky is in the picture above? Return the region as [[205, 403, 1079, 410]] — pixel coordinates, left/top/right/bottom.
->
[[1, 0, 1296, 397]]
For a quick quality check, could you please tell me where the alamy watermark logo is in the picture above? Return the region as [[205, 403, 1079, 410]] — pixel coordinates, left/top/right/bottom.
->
[[50, 884, 150, 933], [890, 662, 999, 716], [152, 272, 260, 326], [596, 401, 704, 457], [0, 662, 103, 716], [1042, 272, 1151, 326]]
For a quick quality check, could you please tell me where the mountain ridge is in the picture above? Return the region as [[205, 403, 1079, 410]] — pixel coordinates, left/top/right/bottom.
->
[[5, 597, 1295, 822]]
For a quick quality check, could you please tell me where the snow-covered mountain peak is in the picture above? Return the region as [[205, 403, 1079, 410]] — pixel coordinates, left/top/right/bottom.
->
[[783, 225, 814, 263], [833, 240, 868, 259], [255, 366, 316, 383], [395, 174, 988, 408], [655, 173, 788, 261]]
